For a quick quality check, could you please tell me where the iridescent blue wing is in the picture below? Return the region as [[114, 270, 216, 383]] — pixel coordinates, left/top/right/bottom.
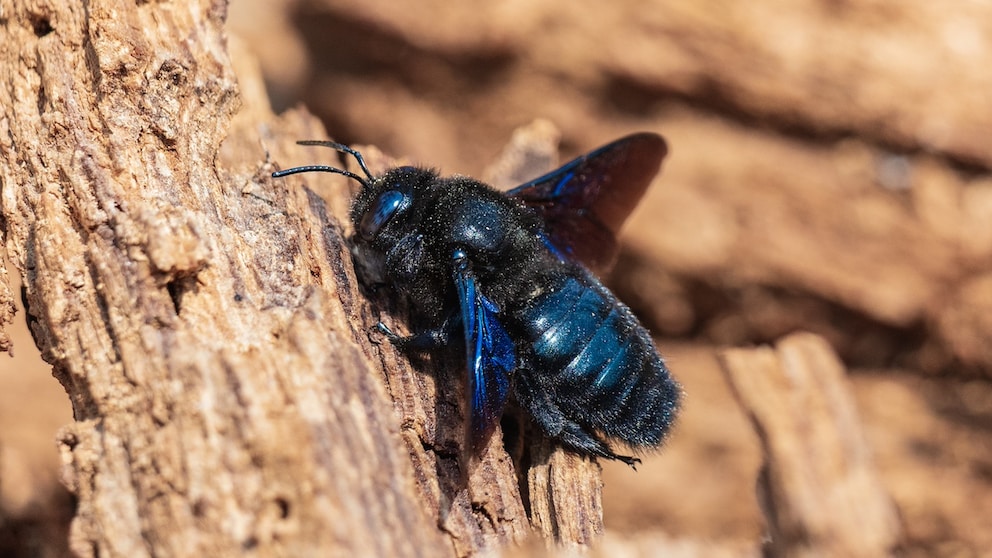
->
[[452, 252, 515, 450], [507, 132, 667, 274]]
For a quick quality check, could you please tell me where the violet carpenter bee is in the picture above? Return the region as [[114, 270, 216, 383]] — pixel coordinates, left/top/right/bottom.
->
[[273, 133, 680, 466]]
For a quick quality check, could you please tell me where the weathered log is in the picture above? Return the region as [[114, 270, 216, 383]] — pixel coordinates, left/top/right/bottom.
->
[[719, 333, 903, 558], [0, 1, 604, 555]]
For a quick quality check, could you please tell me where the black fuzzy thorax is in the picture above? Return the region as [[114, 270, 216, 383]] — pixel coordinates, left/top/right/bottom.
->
[[351, 166, 558, 322]]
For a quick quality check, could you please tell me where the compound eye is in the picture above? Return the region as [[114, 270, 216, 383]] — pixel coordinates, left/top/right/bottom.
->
[[360, 190, 407, 240]]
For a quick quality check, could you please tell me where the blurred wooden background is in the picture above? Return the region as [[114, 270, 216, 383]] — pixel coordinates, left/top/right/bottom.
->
[[3, 0, 991, 556]]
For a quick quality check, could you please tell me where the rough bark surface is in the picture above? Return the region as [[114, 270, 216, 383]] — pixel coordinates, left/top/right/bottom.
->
[[0, 1, 602, 555], [719, 333, 903, 558]]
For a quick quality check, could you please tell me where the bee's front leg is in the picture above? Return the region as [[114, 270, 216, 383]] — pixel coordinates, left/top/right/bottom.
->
[[372, 315, 457, 352]]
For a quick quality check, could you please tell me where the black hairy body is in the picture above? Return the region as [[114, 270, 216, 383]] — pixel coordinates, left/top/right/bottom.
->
[[275, 134, 681, 465], [352, 169, 547, 323]]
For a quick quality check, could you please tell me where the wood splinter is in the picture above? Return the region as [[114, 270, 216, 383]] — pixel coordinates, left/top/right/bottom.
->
[[719, 332, 904, 558]]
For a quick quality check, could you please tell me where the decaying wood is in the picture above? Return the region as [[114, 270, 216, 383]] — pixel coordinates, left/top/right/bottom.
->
[[526, 440, 603, 546], [718, 333, 903, 558], [296, 0, 992, 169], [0, 257, 12, 354], [0, 1, 604, 555]]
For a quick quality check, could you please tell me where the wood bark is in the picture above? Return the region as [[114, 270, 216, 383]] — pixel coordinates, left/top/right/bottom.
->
[[718, 333, 903, 558], [0, 1, 603, 555]]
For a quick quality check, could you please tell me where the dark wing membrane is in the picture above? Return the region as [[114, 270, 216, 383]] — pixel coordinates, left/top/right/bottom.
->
[[507, 132, 668, 274], [453, 262, 515, 450]]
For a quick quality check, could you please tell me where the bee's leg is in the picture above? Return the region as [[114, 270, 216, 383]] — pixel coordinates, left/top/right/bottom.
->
[[514, 368, 640, 468], [373, 314, 457, 352]]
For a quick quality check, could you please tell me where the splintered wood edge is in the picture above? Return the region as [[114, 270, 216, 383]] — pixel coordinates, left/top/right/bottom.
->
[[717, 332, 903, 558], [0, 258, 13, 355]]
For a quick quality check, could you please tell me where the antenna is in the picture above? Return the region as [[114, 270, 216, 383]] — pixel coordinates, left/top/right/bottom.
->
[[271, 140, 374, 186]]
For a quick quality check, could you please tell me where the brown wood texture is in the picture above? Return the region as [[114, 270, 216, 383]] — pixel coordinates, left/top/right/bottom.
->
[[0, 1, 604, 555], [291, 0, 992, 171], [719, 333, 903, 558]]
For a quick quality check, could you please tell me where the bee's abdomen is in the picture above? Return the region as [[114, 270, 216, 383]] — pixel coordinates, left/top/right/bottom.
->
[[516, 272, 679, 446]]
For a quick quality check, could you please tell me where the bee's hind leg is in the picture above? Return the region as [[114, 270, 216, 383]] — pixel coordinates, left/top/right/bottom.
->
[[514, 367, 640, 468]]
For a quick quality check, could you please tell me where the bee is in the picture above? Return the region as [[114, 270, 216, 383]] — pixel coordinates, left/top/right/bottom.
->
[[273, 133, 680, 465]]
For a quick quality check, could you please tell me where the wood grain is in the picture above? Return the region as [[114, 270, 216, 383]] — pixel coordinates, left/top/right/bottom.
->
[[719, 333, 903, 557], [0, 1, 604, 555]]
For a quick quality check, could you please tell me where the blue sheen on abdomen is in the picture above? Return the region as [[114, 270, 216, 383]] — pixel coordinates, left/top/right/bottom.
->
[[526, 277, 604, 363], [519, 275, 635, 396]]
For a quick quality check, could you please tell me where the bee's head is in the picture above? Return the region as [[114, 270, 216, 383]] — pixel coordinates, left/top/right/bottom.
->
[[350, 166, 439, 248], [271, 141, 436, 249]]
